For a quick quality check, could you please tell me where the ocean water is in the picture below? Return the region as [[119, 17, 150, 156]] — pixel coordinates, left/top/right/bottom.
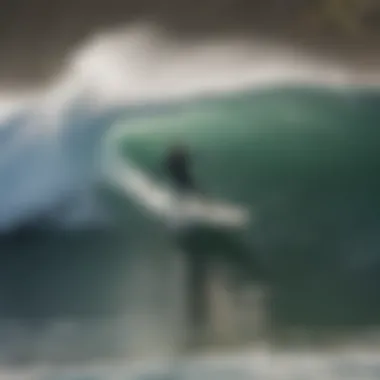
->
[[115, 86, 380, 327], [0, 25, 380, 378]]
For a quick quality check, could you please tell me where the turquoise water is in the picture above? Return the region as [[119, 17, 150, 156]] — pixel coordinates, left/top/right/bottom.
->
[[115, 86, 380, 328]]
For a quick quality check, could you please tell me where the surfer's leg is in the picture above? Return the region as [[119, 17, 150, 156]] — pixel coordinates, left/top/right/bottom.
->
[[186, 250, 210, 348]]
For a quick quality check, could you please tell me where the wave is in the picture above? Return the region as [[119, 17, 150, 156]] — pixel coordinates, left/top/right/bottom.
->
[[0, 24, 378, 234]]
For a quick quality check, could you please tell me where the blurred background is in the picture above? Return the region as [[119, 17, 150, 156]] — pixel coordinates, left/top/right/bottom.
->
[[0, 1, 379, 379], [0, 0, 379, 88]]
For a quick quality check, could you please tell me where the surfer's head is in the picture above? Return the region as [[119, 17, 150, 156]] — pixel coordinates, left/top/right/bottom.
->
[[168, 142, 189, 156]]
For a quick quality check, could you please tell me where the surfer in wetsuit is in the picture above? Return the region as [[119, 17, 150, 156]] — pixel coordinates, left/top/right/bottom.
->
[[164, 143, 198, 194]]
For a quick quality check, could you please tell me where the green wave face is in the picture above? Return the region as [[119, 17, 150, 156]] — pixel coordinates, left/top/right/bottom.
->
[[113, 86, 380, 327], [118, 87, 379, 202]]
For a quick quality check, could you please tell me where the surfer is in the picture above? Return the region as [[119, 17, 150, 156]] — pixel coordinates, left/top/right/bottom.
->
[[164, 143, 198, 195]]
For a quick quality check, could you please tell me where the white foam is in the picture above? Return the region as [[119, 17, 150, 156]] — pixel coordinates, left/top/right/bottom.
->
[[4, 348, 380, 380]]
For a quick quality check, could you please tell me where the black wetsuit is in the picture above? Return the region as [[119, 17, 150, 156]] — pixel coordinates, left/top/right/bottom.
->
[[165, 148, 195, 192]]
